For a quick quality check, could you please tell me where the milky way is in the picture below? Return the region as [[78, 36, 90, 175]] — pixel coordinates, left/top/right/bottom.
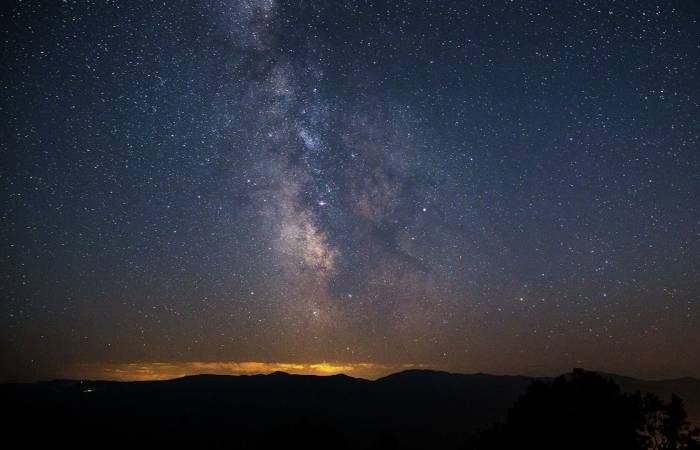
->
[[1, 0, 699, 381]]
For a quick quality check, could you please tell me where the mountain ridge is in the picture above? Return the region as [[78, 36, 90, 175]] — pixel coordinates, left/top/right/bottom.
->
[[21, 368, 699, 385], [3, 368, 698, 449], [1, 369, 529, 449]]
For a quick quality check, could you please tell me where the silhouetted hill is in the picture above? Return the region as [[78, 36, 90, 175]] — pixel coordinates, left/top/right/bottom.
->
[[2, 370, 698, 449]]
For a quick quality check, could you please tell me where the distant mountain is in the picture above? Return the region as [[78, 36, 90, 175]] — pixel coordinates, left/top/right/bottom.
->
[[2, 370, 698, 449]]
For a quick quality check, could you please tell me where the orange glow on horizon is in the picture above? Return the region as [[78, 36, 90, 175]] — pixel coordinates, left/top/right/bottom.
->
[[61, 361, 430, 381]]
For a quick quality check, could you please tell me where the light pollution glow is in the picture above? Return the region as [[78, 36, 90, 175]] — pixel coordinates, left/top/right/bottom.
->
[[61, 361, 431, 381]]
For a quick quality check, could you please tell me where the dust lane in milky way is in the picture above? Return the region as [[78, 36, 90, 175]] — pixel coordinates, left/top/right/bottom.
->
[[1, 0, 699, 382]]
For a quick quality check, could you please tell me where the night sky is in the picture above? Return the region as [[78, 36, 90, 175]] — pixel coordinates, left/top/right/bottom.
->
[[2, 0, 699, 382]]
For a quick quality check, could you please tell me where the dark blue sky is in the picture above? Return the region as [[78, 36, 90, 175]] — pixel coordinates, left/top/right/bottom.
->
[[2, 0, 699, 381]]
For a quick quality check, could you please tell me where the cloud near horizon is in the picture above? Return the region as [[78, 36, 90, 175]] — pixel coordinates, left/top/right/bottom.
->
[[60, 361, 431, 381]]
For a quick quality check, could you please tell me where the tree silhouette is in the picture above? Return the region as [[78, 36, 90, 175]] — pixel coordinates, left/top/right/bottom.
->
[[643, 393, 700, 450], [467, 369, 700, 450]]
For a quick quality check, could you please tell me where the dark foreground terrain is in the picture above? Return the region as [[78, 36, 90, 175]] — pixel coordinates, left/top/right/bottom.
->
[[2, 369, 698, 449]]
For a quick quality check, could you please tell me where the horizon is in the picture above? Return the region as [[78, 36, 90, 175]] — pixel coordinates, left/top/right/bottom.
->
[[6, 362, 700, 385]]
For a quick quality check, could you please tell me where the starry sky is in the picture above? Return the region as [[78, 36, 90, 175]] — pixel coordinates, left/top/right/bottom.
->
[[2, 0, 700, 382]]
